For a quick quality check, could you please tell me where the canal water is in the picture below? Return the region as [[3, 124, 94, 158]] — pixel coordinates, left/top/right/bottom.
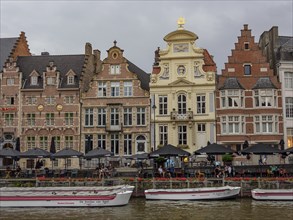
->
[[0, 198, 292, 220]]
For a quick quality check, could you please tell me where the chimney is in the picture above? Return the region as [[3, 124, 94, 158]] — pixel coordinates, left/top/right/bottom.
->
[[93, 49, 101, 61], [85, 43, 92, 56], [41, 52, 49, 56], [244, 24, 248, 30]]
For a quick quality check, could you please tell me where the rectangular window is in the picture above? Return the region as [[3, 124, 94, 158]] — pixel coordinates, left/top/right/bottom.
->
[[123, 108, 132, 126], [110, 108, 119, 126], [197, 95, 206, 114], [123, 81, 132, 97], [47, 77, 55, 85], [255, 115, 275, 133], [137, 107, 146, 126], [111, 134, 119, 155], [65, 136, 74, 148], [27, 136, 36, 149], [98, 82, 107, 97], [254, 89, 274, 107], [6, 96, 14, 105], [46, 96, 55, 105], [97, 108, 106, 126], [285, 97, 293, 118], [178, 125, 187, 145], [124, 134, 132, 155], [46, 113, 54, 126], [54, 136, 61, 151], [110, 65, 120, 74], [111, 82, 120, 97], [27, 113, 35, 126], [39, 136, 48, 150], [5, 113, 14, 126], [244, 64, 251, 75], [197, 123, 206, 132], [7, 78, 14, 85], [64, 96, 74, 104], [27, 96, 37, 105], [85, 108, 94, 127], [222, 116, 241, 134], [97, 134, 106, 149], [67, 76, 74, 84], [65, 112, 74, 126], [284, 72, 293, 89], [159, 95, 168, 115], [244, 42, 249, 50], [31, 76, 38, 85], [159, 125, 168, 145]]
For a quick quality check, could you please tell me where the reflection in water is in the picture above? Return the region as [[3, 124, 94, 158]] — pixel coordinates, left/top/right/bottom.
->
[[0, 198, 292, 220]]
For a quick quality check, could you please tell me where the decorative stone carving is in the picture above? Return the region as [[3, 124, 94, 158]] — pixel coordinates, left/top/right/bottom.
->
[[160, 64, 169, 79]]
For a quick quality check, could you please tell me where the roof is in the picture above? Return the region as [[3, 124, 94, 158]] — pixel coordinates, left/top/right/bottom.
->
[[0, 37, 18, 70], [219, 77, 244, 90], [127, 59, 150, 91], [17, 54, 85, 89], [277, 36, 293, 61], [252, 77, 277, 89]]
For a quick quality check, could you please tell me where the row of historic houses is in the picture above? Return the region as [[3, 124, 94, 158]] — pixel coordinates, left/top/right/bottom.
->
[[0, 21, 292, 168]]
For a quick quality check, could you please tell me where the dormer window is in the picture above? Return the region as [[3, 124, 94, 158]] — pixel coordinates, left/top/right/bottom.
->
[[31, 76, 38, 85], [110, 65, 120, 74], [67, 75, 74, 85]]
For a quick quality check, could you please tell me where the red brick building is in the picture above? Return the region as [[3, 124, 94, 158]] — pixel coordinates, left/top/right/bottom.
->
[[0, 32, 31, 167], [216, 25, 283, 154], [0, 38, 94, 168], [81, 41, 150, 165]]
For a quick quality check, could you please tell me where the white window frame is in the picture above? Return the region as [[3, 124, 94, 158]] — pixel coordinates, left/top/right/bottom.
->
[[98, 82, 107, 97], [178, 94, 187, 114], [65, 112, 74, 126], [254, 89, 275, 107], [97, 134, 106, 149], [197, 123, 206, 132], [27, 96, 37, 105], [39, 136, 48, 150], [137, 107, 146, 126], [159, 95, 168, 115], [286, 97, 293, 118], [111, 82, 120, 97], [178, 125, 187, 145], [111, 134, 119, 155], [85, 108, 94, 127], [46, 96, 55, 105], [159, 125, 168, 145], [27, 113, 35, 126], [123, 81, 132, 97], [97, 108, 106, 126], [123, 107, 132, 126], [47, 77, 55, 85], [27, 136, 36, 149], [110, 108, 119, 126], [31, 76, 38, 85], [110, 65, 120, 75], [284, 72, 293, 89], [124, 134, 132, 155], [255, 115, 276, 133], [5, 113, 14, 126], [197, 95, 206, 114], [7, 78, 14, 85], [46, 113, 54, 126], [64, 96, 74, 104], [65, 136, 74, 148], [67, 75, 74, 85]]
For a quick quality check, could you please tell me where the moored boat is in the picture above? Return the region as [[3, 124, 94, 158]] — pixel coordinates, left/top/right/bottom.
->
[[0, 185, 134, 207], [144, 185, 240, 200], [251, 188, 293, 201]]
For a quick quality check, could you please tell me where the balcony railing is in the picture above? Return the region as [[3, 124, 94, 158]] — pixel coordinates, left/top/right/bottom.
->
[[105, 123, 123, 132], [170, 111, 193, 121]]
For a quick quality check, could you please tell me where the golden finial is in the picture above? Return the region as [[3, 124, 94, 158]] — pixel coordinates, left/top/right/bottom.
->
[[177, 17, 185, 29]]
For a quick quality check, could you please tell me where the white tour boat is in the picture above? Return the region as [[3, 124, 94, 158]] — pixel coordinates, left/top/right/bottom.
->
[[144, 185, 240, 200], [0, 185, 134, 207], [251, 188, 293, 201]]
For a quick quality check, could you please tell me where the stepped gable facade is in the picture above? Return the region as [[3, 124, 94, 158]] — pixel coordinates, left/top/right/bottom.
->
[[81, 41, 150, 159], [0, 41, 93, 168], [216, 24, 283, 152], [150, 18, 217, 153]]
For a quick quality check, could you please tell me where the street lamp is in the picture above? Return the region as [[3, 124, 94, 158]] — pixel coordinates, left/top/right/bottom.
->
[[152, 104, 157, 151]]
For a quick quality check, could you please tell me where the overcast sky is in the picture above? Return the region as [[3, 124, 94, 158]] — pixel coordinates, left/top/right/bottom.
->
[[1, 0, 292, 73]]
